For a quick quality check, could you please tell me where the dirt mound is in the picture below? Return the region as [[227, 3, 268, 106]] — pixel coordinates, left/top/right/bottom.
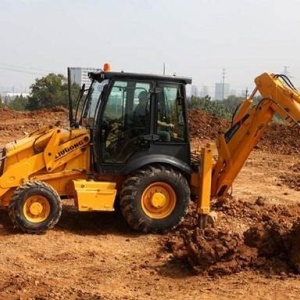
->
[[0, 107, 298, 155], [188, 109, 300, 155], [257, 123, 300, 155], [176, 109, 300, 277], [0, 107, 69, 145], [164, 198, 300, 276], [166, 226, 257, 276], [279, 162, 300, 191], [188, 109, 229, 140]]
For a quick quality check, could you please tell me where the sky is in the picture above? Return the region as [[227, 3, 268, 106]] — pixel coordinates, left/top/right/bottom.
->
[[1, 0, 300, 96]]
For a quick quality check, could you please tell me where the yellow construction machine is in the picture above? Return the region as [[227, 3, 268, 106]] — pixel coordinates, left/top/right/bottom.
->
[[0, 65, 299, 233]]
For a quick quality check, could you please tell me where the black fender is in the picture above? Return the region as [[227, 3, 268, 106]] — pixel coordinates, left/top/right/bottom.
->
[[121, 154, 191, 176]]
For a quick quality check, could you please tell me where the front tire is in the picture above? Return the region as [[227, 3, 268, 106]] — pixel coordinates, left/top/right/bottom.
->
[[120, 164, 190, 233], [8, 181, 62, 234]]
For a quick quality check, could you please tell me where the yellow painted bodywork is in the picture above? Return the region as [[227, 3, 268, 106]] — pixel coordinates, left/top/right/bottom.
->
[[196, 144, 213, 215], [0, 125, 93, 206], [70, 180, 117, 211], [0, 123, 123, 212]]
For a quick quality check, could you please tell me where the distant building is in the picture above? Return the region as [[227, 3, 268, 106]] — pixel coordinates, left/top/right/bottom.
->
[[191, 85, 199, 97], [200, 85, 209, 98], [215, 82, 230, 101], [3, 92, 29, 98], [70, 67, 101, 89], [1, 92, 29, 103]]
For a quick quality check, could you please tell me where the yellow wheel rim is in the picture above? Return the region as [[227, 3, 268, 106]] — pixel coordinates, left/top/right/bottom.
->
[[141, 182, 176, 219], [23, 195, 51, 223]]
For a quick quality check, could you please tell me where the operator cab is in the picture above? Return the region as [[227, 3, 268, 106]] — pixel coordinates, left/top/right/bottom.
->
[[80, 70, 192, 175]]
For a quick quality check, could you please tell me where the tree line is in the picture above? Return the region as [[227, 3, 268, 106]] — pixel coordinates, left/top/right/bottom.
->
[[3, 73, 262, 122], [187, 94, 262, 120], [3, 73, 80, 111]]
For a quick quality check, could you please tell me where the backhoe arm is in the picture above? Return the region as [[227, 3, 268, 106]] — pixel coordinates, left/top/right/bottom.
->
[[211, 72, 300, 198]]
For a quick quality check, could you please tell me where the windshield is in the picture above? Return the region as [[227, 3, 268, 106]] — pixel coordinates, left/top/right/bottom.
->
[[81, 79, 108, 127]]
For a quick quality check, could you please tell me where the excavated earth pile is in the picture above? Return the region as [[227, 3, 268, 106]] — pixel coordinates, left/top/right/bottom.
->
[[164, 199, 300, 276], [188, 109, 229, 140], [1, 107, 298, 156], [177, 109, 300, 276], [279, 162, 300, 191], [0, 107, 69, 145], [188, 109, 300, 155], [257, 123, 300, 155], [171, 109, 300, 277]]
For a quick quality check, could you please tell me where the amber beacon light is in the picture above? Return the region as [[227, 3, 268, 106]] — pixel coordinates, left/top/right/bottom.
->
[[103, 63, 111, 72]]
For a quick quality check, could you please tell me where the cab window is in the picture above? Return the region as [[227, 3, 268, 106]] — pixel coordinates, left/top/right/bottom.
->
[[156, 83, 187, 142], [101, 80, 151, 163]]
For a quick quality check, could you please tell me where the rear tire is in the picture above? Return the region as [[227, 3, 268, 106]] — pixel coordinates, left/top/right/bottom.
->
[[120, 164, 190, 233], [8, 181, 62, 234]]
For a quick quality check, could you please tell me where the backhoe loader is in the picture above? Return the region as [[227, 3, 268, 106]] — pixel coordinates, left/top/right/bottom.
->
[[0, 64, 299, 234]]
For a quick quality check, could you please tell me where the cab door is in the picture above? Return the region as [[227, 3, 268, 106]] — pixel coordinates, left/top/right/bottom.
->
[[97, 79, 152, 166]]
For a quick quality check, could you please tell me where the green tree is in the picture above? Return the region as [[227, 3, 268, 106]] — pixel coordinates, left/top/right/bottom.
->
[[7, 95, 28, 111], [26, 73, 80, 111], [187, 95, 232, 120], [220, 95, 244, 112], [188, 95, 212, 109]]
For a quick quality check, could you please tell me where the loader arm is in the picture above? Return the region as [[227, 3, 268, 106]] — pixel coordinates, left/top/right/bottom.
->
[[0, 127, 91, 196], [211, 72, 300, 197]]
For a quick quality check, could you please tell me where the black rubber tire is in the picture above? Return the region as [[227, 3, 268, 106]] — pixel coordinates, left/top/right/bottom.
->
[[8, 181, 62, 234], [120, 164, 190, 233]]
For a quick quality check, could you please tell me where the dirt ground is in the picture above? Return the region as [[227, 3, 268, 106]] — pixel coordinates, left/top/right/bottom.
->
[[0, 108, 299, 300]]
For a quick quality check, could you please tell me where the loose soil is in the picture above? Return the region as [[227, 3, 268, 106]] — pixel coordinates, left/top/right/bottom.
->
[[0, 107, 299, 299]]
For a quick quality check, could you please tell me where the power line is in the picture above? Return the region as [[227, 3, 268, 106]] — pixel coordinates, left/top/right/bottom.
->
[[0, 66, 46, 76], [0, 62, 59, 76]]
